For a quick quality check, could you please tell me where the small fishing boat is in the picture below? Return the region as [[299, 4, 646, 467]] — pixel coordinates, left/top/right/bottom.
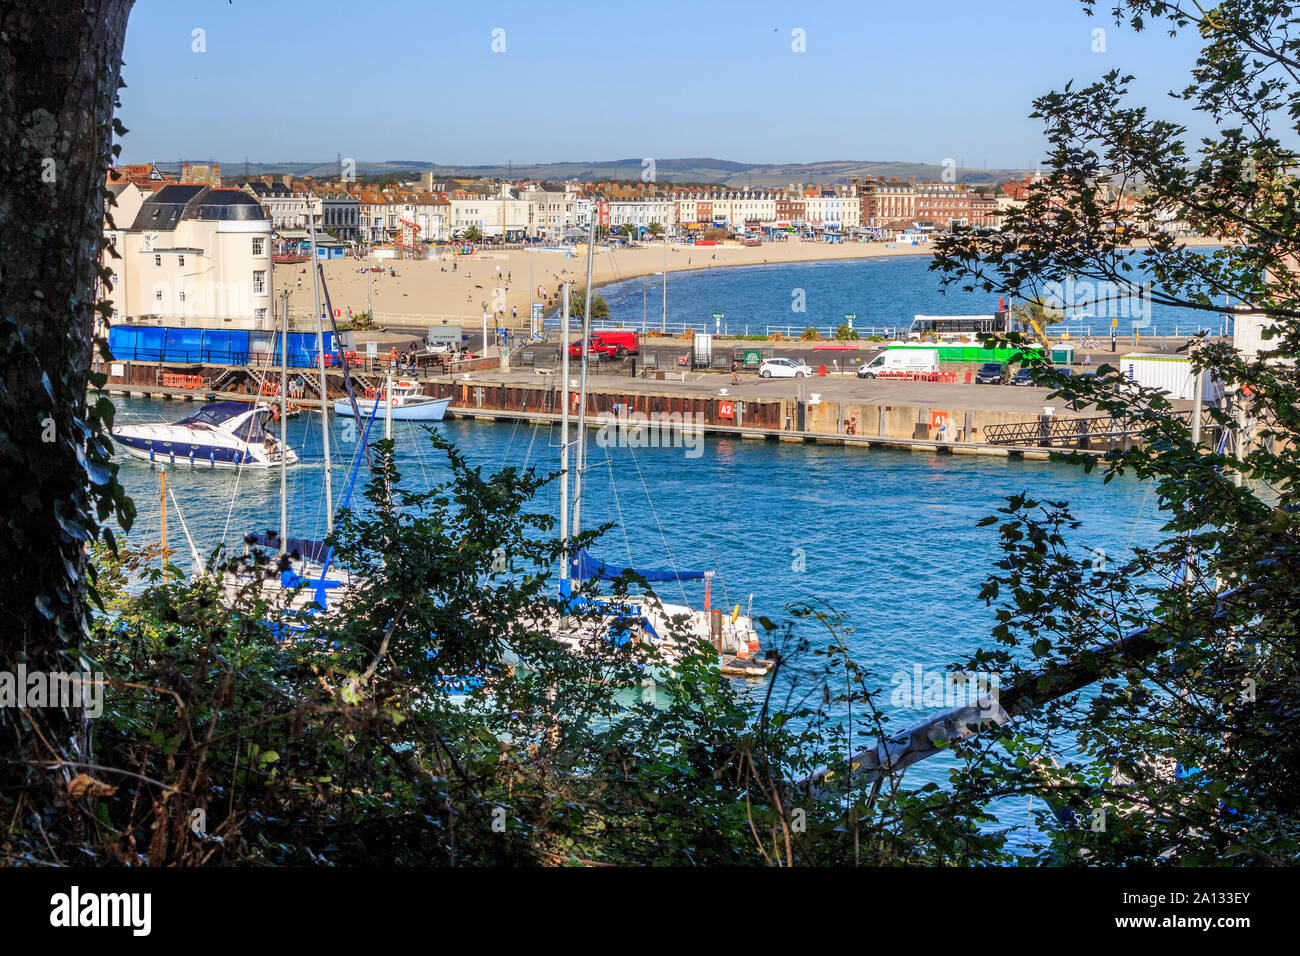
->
[[333, 379, 450, 421], [112, 401, 296, 469]]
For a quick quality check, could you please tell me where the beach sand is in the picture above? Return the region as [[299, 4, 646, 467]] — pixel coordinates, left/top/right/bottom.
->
[[275, 235, 1226, 339], [275, 239, 934, 334]]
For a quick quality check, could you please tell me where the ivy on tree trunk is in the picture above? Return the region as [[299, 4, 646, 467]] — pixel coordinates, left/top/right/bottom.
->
[[0, 0, 134, 836]]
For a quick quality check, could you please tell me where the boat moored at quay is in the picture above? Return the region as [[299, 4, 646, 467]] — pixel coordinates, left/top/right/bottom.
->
[[111, 401, 296, 469]]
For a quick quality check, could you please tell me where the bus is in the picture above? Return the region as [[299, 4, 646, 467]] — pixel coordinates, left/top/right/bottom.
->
[[906, 313, 1024, 339]]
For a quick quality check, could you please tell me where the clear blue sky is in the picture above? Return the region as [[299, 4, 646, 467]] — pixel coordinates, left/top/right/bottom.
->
[[117, 0, 1208, 170]]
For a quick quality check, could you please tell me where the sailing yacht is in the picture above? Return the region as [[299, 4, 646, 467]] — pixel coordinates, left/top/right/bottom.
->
[[222, 213, 372, 622], [546, 222, 772, 679]]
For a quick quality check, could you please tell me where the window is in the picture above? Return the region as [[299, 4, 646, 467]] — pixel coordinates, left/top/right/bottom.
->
[[155, 290, 163, 302], [252, 237, 264, 256], [178, 290, 186, 302], [254, 308, 267, 324], [177, 255, 184, 267], [253, 270, 266, 294], [154, 254, 161, 267]]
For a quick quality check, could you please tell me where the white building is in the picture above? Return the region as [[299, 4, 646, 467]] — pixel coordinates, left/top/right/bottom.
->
[[607, 197, 676, 232], [245, 180, 308, 230], [107, 183, 275, 331], [521, 185, 580, 239], [450, 195, 529, 239]]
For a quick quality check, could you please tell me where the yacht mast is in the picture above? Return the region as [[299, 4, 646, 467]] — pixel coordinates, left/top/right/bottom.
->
[[279, 290, 289, 554], [559, 282, 571, 596], [571, 215, 596, 542], [306, 203, 334, 530], [384, 370, 393, 441]]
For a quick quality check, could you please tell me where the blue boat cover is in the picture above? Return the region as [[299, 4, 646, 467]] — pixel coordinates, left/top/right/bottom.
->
[[247, 533, 332, 565], [570, 548, 705, 583]]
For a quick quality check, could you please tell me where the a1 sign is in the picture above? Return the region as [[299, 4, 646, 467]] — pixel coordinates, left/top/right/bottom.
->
[[334, 309, 341, 318]]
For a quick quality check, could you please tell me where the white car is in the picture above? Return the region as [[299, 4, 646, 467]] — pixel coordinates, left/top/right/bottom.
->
[[759, 357, 813, 379]]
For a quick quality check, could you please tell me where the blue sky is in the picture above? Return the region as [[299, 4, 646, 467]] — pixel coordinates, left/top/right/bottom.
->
[[117, 0, 1209, 169]]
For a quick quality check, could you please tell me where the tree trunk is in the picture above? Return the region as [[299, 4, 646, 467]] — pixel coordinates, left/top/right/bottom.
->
[[0, 0, 133, 846]]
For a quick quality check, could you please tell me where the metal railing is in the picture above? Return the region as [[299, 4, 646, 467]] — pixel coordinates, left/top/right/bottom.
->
[[984, 408, 1212, 446], [538, 317, 894, 340]]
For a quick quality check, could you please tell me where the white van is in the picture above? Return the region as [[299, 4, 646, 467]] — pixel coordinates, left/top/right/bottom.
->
[[857, 346, 940, 379]]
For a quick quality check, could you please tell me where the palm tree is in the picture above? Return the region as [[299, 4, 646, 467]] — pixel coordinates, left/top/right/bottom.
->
[[646, 221, 664, 239], [568, 287, 610, 320], [462, 225, 482, 242]]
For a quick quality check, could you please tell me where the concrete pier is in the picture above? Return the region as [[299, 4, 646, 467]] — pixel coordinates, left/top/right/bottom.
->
[[96, 356, 1134, 461]]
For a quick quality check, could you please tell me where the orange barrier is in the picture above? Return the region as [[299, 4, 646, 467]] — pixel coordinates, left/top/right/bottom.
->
[[162, 373, 204, 389], [872, 370, 959, 383]]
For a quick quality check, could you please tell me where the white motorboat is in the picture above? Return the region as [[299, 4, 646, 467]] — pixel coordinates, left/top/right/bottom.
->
[[112, 401, 296, 469], [334, 380, 449, 421]]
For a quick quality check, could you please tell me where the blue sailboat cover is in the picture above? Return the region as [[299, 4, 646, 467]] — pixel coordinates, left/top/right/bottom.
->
[[247, 533, 332, 565], [570, 548, 705, 583]]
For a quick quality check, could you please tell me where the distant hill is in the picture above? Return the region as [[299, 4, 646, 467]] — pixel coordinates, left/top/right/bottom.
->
[[157, 157, 1033, 187]]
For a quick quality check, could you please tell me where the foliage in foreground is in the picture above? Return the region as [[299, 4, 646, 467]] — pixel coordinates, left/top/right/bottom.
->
[[4, 435, 1011, 866], [930, 0, 1300, 866]]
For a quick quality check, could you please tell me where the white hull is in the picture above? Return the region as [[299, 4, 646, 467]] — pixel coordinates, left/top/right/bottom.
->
[[112, 402, 295, 470], [333, 395, 450, 421]]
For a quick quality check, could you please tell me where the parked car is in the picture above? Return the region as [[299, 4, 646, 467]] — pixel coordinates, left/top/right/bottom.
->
[[1010, 368, 1037, 386], [759, 357, 813, 379], [974, 362, 1006, 384]]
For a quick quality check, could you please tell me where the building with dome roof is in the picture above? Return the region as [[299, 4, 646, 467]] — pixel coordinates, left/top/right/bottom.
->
[[104, 183, 276, 333]]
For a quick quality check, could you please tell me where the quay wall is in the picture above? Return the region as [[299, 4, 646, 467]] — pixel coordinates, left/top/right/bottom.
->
[[98, 358, 1116, 457]]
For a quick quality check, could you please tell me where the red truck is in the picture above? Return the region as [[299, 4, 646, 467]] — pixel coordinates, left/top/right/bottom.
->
[[567, 329, 640, 358]]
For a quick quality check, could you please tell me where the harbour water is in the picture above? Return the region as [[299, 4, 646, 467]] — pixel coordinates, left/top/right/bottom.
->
[[112, 401, 1162, 714], [598, 252, 1215, 336], [105, 253, 1178, 839]]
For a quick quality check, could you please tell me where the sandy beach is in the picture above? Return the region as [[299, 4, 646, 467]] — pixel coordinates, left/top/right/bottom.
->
[[275, 239, 935, 333], [275, 235, 1227, 337]]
